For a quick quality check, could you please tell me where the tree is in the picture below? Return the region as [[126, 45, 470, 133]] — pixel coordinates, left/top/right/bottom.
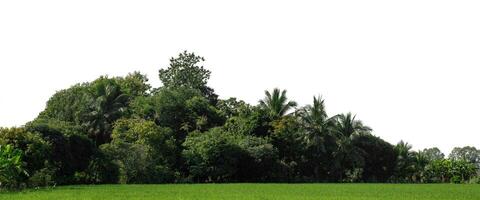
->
[[223, 106, 272, 137], [216, 98, 249, 119], [111, 118, 176, 168], [237, 136, 278, 181], [421, 147, 445, 162], [270, 116, 305, 180], [25, 120, 95, 184], [352, 133, 397, 182], [83, 77, 129, 145], [296, 96, 337, 180], [449, 146, 480, 167], [259, 88, 297, 119], [393, 141, 415, 182], [424, 159, 477, 183], [331, 113, 372, 181], [37, 83, 91, 125], [116, 71, 151, 98], [332, 113, 371, 139], [131, 87, 223, 142], [159, 51, 217, 103]]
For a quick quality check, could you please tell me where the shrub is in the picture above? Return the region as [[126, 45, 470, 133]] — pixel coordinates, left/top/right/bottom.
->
[[83, 151, 119, 184], [0, 145, 27, 189], [0, 127, 51, 182], [27, 167, 55, 187], [26, 122, 95, 185], [183, 128, 248, 182]]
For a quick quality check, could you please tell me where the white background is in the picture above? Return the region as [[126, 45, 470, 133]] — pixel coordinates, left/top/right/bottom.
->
[[1, 0, 479, 154]]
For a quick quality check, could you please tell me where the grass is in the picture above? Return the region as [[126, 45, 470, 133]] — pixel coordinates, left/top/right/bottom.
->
[[1, 184, 480, 200]]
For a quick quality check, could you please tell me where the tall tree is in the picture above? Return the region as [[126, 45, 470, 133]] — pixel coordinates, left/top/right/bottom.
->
[[421, 147, 445, 162], [159, 51, 217, 103], [351, 133, 397, 182], [331, 113, 371, 181], [117, 71, 151, 98], [394, 140, 416, 182], [299, 96, 335, 148], [84, 77, 129, 145], [259, 88, 297, 119], [332, 113, 371, 138], [449, 146, 480, 167], [297, 96, 337, 179]]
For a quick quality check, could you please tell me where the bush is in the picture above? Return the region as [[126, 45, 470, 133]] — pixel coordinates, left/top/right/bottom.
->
[[182, 128, 280, 182], [82, 151, 120, 184], [468, 175, 480, 184], [0, 145, 27, 189], [351, 133, 397, 182], [27, 167, 55, 187], [183, 128, 248, 182], [25, 122, 95, 185], [101, 118, 177, 184], [0, 127, 51, 183], [424, 159, 477, 183]]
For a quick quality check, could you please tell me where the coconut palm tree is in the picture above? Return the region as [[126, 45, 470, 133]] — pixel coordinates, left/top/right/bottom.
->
[[259, 88, 297, 119], [297, 96, 337, 179], [332, 112, 371, 139], [298, 96, 335, 149], [394, 140, 415, 182], [331, 112, 371, 180], [84, 79, 129, 145]]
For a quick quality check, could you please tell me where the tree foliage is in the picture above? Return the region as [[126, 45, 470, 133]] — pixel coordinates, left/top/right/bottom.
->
[[2, 51, 479, 189]]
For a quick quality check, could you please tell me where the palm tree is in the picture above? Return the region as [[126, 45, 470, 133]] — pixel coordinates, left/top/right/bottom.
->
[[298, 96, 335, 150], [84, 79, 129, 145], [394, 140, 415, 182], [332, 112, 371, 139], [259, 88, 297, 119], [331, 112, 371, 180], [297, 96, 336, 179]]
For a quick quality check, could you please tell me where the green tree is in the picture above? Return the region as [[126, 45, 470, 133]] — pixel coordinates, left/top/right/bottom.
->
[[296, 96, 337, 180], [37, 83, 91, 125], [259, 88, 297, 119], [424, 159, 477, 183], [111, 118, 176, 169], [131, 88, 223, 142], [223, 106, 272, 137], [216, 98, 249, 119], [270, 116, 305, 180], [421, 147, 444, 162], [25, 120, 95, 184], [84, 77, 129, 145], [449, 146, 480, 167], [331, 113, 371, 181], [159, 51, 217, 103], [117, 71, 151, 98], [351, 133, 397, 182], [332, 113, 371, 139], [393, 141, 416, 182]]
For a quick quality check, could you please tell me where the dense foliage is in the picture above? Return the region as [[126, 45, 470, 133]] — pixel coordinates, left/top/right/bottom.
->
[[1, 51, 479, 189]]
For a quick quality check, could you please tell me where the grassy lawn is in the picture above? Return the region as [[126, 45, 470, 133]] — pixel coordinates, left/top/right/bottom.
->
[[1, 184, 479, 200]]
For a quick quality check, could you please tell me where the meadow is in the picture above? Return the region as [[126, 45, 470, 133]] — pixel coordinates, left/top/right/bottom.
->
[[1, 184, 480, 200]]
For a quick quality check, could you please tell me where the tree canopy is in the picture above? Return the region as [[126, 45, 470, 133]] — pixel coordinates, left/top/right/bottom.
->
[[1, 51, 479, 190]]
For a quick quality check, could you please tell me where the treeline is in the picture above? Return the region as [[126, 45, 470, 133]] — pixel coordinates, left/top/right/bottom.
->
[[1, 51, 479, 189]]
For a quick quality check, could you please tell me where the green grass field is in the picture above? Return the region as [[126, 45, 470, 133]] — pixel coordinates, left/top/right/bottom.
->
[[1, 184, 479, 200]]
